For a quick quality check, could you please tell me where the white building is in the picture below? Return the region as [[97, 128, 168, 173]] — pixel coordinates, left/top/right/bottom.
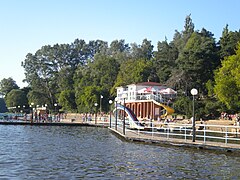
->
[[116, 82, 176, 104], [115, 82, 177, 120]]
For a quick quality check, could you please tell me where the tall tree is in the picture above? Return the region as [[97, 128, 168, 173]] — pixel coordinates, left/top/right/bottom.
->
[[154, 39, 178, 83], [167, 15, 195, 92], [130, 39, 154, 60], [5, 89, 28, 110], [113, 58, 152, 89], [0, 77, 19, 96], [177, 30, 219, 94], [219, 24, 240, 59], [172, 14, 195, 53], [214, 43, 240, 110], [74, 54, 120, 112], [109, 39, 130, 63]]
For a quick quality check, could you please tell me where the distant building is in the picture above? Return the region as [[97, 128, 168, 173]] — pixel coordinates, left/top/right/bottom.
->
[[116, 82, 177, 120]]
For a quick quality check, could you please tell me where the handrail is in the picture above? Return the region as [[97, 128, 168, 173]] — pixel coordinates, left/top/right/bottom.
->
[[112, 121, 240, 146]]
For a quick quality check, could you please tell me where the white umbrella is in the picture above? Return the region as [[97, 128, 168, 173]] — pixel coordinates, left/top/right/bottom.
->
[[159, 88, 177, 94], [144, 86, 157, 93]]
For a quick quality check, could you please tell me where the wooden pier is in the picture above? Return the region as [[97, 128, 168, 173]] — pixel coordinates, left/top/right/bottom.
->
[[109, 127, 240, 154]]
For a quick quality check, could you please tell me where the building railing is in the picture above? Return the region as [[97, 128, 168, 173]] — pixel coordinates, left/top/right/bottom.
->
[[135, 94, 165, 103]]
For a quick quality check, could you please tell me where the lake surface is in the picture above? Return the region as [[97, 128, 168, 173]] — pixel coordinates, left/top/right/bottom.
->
[[0, 125, 240, 179]]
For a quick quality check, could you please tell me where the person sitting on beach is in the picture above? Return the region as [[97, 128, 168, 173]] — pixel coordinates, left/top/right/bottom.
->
[[198, 121, 204, 130]]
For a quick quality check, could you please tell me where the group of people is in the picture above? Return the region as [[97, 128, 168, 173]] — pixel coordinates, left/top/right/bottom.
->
[[26, 111, 63, 123], [220, 112, 235, 120]]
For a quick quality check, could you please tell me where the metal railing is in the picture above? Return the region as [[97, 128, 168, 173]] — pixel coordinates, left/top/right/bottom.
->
[[111, 121, 240, 145]]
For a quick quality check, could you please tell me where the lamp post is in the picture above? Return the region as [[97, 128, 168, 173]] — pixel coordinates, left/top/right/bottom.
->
[[191, 88, 198, 142], [94, 103, 98, 124], [115, 97, 118, 130], [109, 100, 113, 128], [45, 104, 48, 113], [122, 93, 127, 135], [54, 103, 57, 113], [44, 104, 48, 121], [30, 102, 34, 123], [100, 95, 103, 115], [22, 105, 25, 115]]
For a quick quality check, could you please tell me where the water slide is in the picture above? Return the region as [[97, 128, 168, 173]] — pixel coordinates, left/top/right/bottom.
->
[[153, 100, 175, 117], [114, 104, 144, 130]]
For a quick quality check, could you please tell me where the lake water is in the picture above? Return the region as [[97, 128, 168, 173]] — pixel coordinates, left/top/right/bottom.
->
[[0, 125, 240, 179]]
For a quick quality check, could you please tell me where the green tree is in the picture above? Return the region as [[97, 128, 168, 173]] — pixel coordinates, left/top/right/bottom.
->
[[75, 85, 101, 113], [172, 14, 195, 53], [214, 43, 240, 110], [166, 15, 195, 92], [113, 58, 152, 89], [154, 39, 178, 83], [109, 39, 130, 63], [130, 39, 154, 60], [5, 89, 28, 111], [173, 95, 192, 117], [219, 24, 240, 59], [74, 54, 120, 112], [58, 90, 77, 112], [0, 77, 19, 96], [177, 29, 219, 95]]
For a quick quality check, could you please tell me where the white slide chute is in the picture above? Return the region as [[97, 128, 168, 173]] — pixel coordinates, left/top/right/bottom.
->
[[114, 104, 144, 130]]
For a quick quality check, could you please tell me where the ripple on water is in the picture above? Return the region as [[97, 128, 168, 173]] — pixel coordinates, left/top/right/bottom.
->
[[0, 125, 240, 179]]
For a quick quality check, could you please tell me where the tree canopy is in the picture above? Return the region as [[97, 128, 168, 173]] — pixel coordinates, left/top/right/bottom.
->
[[214, 43, 240, 110]]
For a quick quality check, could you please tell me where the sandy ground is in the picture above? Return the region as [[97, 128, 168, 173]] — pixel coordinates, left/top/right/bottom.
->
[[64, 113, 238, 131]]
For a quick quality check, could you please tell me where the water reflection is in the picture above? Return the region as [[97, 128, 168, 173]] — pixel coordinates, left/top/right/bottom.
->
[[0, 125, 239, 179]]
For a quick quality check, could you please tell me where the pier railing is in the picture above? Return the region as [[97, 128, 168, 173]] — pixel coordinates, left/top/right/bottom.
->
[[112, 121, 240, 145]]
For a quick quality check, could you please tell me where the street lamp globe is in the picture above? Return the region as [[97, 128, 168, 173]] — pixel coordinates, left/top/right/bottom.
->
[[122, 93, 127, 99], [109, 100, 113, 104], [191, 88, 198, 96]]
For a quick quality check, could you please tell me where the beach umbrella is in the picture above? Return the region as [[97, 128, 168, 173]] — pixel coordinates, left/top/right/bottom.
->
[[159, 88, 177, 94]]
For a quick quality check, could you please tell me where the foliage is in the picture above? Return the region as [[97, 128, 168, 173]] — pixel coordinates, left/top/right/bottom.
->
[[219, 24, 240, 59], [214, 43, 240, 110], [58, 90, 77, 112], [0, 77, 19, 96], [177, 30, 219, 95], [113, 58, 152, 91], [154, 39, 178, 83], [5, 89, 28, 111], [74, 54, 120, 112], [173, 95, 192, 117]]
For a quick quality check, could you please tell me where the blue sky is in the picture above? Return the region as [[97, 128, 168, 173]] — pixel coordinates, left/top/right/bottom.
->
[[0, 0, 239, 88]]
